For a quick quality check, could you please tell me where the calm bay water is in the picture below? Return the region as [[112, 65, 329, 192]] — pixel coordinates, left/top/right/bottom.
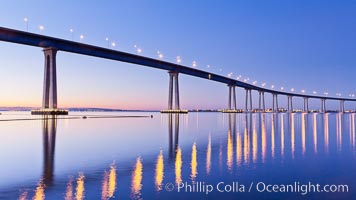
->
[[0, 111, 355, 199]]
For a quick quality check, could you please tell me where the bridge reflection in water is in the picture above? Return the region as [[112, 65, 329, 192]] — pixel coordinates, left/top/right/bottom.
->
[[13, 112, 356, 199]]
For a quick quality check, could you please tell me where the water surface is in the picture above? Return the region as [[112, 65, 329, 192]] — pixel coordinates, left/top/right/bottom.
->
[[0, 112, 355, 199]]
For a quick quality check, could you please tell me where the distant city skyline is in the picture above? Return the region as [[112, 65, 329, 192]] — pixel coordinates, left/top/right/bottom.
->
[[0, 0, 355, 110]]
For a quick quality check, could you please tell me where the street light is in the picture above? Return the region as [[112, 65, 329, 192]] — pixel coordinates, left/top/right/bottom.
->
[[69, 28, 74, 40], [111, 41, 116, 48], [79, 34, 84, 41], [324, 92, 329, 96], [291, 88, 295, 92], [176, 56, 182, 64], [23, 17, 28, 31], [157, 51, 163, 59], [134, 45, 142, 54], [192, 61, 197, 68], [271, 85, 275, 89], [313, 91, 317, 95], [281, 87, 284, 91], [301, 89, 305, 93], [105, 37, 109, 47], [261, 82, 266, 87], [38, 25, 44, 32]]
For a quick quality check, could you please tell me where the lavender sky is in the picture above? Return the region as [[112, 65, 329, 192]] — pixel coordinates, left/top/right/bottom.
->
[[0, 0, 355, 110]]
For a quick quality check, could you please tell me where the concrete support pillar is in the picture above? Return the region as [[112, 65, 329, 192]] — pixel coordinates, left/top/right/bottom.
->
[[259, 91, 262, 111], [249, 89, 253, 112], [262, 92, 265, 111], [245, 89, 252, 112], [228, 85, 232, 110], [340, 100, 345, 113], [303, 98, 309, 112], [168, 71, 180, 110], [42, 48, 58, 109], [245, 89, 248, 112], [258, 91, 266, 112], [168, 73, 174, 110], [321, 99, 326, 113], [232, 86, 237, 110], [174, 73, 180, 110], [288, 96, 293, 112], [227, 85, 237, 110], [272, 94, 279, 112]]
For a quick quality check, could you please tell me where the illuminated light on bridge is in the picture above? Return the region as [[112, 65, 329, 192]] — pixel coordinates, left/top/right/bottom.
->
[[134, 45, 142, 54], [111, 41, 116, 48], [252, 81, 257, 85], [105, 37, 109, 47], [261, 82, 266, 87], [23, 17, 29, 31], [313, 91, 317, 95], [271, 85, 275, 89], [69, 28, 74, 40], [176, 56, 182, 64], [291, 88, 295, 92], [79, 34, 84, 41], [301, 89, 305, 94], [192, 60, 197, 68], [38, 25, 44, 32], [281, 86, 284, 91], [157, 51, 163, 59]]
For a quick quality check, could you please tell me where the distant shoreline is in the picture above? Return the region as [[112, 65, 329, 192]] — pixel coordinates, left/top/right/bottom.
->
[[0, 107, 220, 113]]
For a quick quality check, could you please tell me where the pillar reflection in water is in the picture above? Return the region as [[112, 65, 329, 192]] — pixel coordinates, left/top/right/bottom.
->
[[280, 114, 285, 158], [312, 113, 318, 154], [206, 134, 211, 175], [261, 114, 267, 163], [243, 114, 251, 164], [301, 113, 306, 155], [290, 113, 295, 159], [227, 114, 236, 171], [271, 114, 275, 159], [236, 123, 242, 166], [131, 157, 143, 199], [32, 116, 57, 200], [42, 116, 57, 185], [336, 113, 343, 151], [252, 114, 258, 163], [351, 114, 355, 150], [168, 114, 180, 159], [324, 114, 329, 154]]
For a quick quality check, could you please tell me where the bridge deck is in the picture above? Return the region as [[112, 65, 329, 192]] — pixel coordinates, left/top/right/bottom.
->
[[0, 26, 353, 102]]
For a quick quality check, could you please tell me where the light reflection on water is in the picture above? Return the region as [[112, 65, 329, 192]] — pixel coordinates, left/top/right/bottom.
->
[[131, 157, 143, 200], [0, 112, 355, 199]]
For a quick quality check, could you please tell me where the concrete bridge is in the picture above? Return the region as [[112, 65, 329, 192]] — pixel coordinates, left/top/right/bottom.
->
[[0, 26, 354, 114]]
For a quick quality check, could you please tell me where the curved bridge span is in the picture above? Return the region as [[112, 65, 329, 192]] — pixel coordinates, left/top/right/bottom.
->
[[0, 27, 353, 113]]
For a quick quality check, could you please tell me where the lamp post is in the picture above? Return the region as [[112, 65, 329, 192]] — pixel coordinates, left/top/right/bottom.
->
[[69, 28, 74, 40], [23, 17, 28, 31]]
